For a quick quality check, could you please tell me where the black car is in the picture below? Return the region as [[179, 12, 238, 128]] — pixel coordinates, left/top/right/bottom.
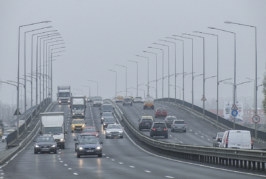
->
[[150, 122, 168, 138], [164, 116, 177, 128], [34, 135, 57, 154], [103, 117, 116, 129], [138, 116, 153, 130], [101, 112, 113, 124], [76, 137, 103, 158], [74, 134, 97, 152]]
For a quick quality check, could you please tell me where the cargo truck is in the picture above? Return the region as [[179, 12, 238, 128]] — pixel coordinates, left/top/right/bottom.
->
[[57, 86, 71, 104], [71, 97, 86, 118], [40, 112, 66, 149]]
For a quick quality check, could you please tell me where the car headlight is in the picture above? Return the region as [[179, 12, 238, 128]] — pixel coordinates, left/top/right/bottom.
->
[[79, 147, 84, 150], [35, 144, 40, 148], [96, 146, 101, 150], [60, 138, 64, 142], [81, 113, 84, 116], [68, 100, 70, 103], [106, 131, 111, 134], [82, 124, 85, 127], [72, 113, 75, 115], [59, 100, 61, 103], [51, 145, 56, 148], [101, 117, 104, 120], [119, 131, 123, 134]]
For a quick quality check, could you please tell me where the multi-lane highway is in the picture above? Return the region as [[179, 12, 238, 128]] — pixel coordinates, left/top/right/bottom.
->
[[1, 102, 266, 179], [118, 101, 266, 149]]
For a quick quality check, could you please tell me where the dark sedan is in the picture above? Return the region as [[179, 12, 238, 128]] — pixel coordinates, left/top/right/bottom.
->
[[34, 135, 57, 154], [76, 137, 103, 158]]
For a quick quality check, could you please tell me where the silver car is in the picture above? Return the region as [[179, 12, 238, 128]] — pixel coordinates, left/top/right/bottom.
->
[[105, 124, 124, 139], [171, 119, 186, 132]]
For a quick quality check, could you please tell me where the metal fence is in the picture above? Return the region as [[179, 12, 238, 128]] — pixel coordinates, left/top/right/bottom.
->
[[6, 98, 51, 148], [156, 98, 266, 141]]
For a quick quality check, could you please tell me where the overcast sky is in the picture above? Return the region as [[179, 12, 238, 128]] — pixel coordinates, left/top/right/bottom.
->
[[0, 0, 266, 109]]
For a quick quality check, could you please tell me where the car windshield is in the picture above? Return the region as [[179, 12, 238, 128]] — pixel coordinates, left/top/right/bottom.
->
[[37, 137, 54, 143], [44, 127, 62, 134], [102, 105, 113, 111], [107, 125, 121, 129], [83, 128, 96, 132], [73, 105, 84, 110], [79, 138, 99, 144], [72, 120, 85, 124], [58, 92, 70, 97], [103, 112, 112, 117], [174, 121, 184, 124], [142, 119, 152, 122], [105, 118, 115, 123]]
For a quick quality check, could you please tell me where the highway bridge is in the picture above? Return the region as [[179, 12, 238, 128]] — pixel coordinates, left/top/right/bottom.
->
[[0, 100, 265, 179]]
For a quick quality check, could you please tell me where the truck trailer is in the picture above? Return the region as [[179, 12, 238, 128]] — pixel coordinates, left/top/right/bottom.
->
[[71, 97, 86, 118]]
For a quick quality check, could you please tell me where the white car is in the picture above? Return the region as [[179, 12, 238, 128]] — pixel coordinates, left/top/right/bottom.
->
[[105, 124, 124, 139], [219, 130, 253, 149], [133, 97, 143, 103]]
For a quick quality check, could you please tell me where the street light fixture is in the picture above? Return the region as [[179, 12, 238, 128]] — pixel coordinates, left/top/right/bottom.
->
[[148, 46, 164, 98], [136, 55, 150, 96], [128, 60, 139, 97], [153, 42, 170, 98], [143, 51, 158, 99]]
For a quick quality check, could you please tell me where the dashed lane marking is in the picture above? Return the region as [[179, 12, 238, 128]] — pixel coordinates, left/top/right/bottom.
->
[[129, 166, 135, 168], [64, 164, 68, 167], [144, 170, 151, 173], [119, 162, 124, 165], [68, 168, 72, 170], [73, 173, 78, 176], [165, 176, 175, 178]]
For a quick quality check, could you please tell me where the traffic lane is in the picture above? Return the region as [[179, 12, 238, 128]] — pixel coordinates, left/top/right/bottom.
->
[[155, 102, 216, 146], [121, 103, 212, 146], [160, 101, 266, 149], [101, 125, 265, 179], [3, 103, 75, 179]]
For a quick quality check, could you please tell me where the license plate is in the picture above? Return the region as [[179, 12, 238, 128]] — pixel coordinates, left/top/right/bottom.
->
[[87, 150, 93, 152], [42, 148, 49, 151]]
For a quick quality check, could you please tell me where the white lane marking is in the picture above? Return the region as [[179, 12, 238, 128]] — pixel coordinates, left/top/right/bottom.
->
[[68, 168, 72, 170], [165, 176, 175, 178], [60, 161, 63, 163], [64, 164, 68, 167], [103, 153, 106, 156], [144, 170, 151, 173], [111, 159, 115, 161], [106, 156, 110, 159], [119, 162, 124, 165], [0, 173, 4, 175], [117, 111, 266, 178], [201, 136, 204, 138], [129, 165, 135, 168], [73, 173, 78, 176]]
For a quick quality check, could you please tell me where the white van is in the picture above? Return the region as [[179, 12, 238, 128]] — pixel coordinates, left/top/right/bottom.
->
[[219, 130, 253, 149]]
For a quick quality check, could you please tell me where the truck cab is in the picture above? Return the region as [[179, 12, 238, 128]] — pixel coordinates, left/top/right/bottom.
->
[[57, 86, 71, 104], [71, 97, 86, 118]]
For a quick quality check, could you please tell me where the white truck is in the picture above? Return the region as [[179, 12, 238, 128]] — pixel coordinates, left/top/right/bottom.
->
[[40, 112, 66, 149], [57, 86, 71, 104], [71, 97, 86, 118]]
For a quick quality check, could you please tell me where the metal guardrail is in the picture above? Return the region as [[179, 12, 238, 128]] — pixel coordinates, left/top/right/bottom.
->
[[111, 100, 266, 171], [156, 98, 266, 141], [6, 98, 51, 148]]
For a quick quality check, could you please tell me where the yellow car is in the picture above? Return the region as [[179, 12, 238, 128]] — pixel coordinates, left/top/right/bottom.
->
[[143, 97, 154, 109], [71, 118, 86, 132]]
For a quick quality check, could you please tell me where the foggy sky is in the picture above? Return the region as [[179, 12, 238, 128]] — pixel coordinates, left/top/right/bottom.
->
[[0, 0, 266, 109]]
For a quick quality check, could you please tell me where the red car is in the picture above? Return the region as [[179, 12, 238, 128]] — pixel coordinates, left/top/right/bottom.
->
[[155, 108, 167, 118], [82, 126, 99, 137]]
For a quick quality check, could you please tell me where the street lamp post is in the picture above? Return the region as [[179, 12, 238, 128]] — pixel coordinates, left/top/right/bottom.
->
[[209, 27, 237, 128], [115, 64, 127, 97], [109, 69, 118, 98], [153, 43, 170, 98], [172, 35, 194, 108], [148, 46, 164, 98], [183, 33, 206, 114], [128, 60, 139, 97], [225, 21, 259, 136], [136, 55, 150, 96], [143, 51, 158, 99]]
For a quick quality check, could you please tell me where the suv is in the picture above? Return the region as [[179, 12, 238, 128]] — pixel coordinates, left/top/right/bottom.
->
[[123, 97, 133, 106], [150, 122, 168, 138], [164, 116, 177, 128], [139, 116, 153, 130], [171, 119, 186, 132]]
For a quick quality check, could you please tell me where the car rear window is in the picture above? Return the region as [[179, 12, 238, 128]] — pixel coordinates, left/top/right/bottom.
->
[[166, 117, 175, 121], [153, 123, 166, 128], [142, 119, 152, 122], [174, 121, 184, 124]]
